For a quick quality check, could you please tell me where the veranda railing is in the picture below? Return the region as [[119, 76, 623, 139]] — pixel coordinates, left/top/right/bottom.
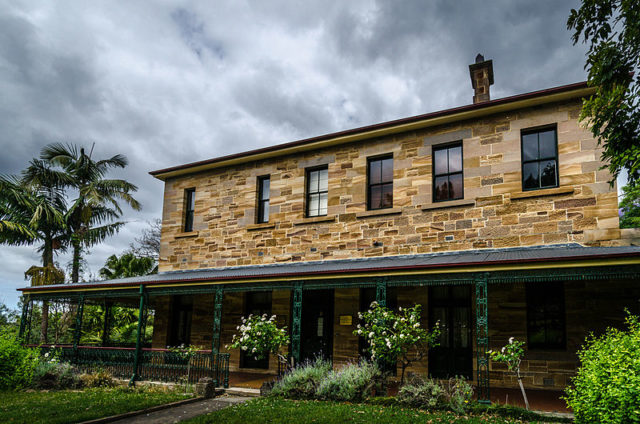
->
[[35, 345, 229, 388]]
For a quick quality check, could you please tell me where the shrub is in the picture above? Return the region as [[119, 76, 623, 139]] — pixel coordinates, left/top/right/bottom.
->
[[270, 358, 331, 399], [316, 361, 380, 402], [0, 329, 40, 389], [79, 369, 116, 388], [442, 376, 474, 414], [32, 361, 81, 389], [397, 375, 445, 409], [565, 313, 640, 424]]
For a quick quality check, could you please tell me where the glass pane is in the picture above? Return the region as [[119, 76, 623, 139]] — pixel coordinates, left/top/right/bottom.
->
[[433, 307, 449, 348], [308, 194, 319, 217], [318, 192, 328, 215], [309, 170, 319, 193], [523, 162, 539, 189], [319, 168, 328, 191], [381, 183, 393, 208], [452, 286, 470, 300], [262, 200, 269, 222], [431, 286, 448, 300], [539, 130, 556, 158], [188, 190, 195, 210], [370, 186, 381, 209], [449, 173, 463, 200], [369, 160, 381, 184], [540, 160, 557, 187], [261, 178, 270, 200], [522, 133, 538, 161], [381, 158, 393, 183], [434, 175, 450, 201], [453, 307, 469, 348], [434, 148, 448, 175], [448, 146, 462, 173]]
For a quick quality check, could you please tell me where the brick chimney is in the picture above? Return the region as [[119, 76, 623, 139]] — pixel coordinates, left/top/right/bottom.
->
[[469, 54, 494, 104]]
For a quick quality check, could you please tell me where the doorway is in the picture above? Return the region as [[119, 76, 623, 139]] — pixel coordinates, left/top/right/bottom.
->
[[428, 285, 472, 379], [299, 290, 334, 363], [240, 291, 272, 369]]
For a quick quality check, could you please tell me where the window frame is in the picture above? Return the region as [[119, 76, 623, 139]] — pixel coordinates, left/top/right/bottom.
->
[[183, 188, 196, 232], [520, 124, 559, 192], [432, 141, 464, 202], [256, 175, 270, 224], [367, 154, 394, 211], [526, 282, 567, 351], [305, 165, 329, 218]]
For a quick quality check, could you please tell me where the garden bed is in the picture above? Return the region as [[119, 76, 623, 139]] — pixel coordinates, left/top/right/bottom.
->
[[0, 387, 194, 424]]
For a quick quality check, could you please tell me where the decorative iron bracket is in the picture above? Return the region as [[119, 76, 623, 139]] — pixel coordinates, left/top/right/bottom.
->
[[291, 281, 303, 364], [475, 273, 490, 404]]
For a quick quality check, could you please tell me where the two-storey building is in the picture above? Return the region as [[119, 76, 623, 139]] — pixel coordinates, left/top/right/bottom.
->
[[19, 56, 640, 401]]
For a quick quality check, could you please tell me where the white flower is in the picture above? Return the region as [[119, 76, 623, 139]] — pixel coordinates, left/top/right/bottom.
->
[[414, 323, 420, 328], [371, 301, 378, 306], [358, 312, 363, 319], [501, 346, 505, 353], [509, 337, 514, 344], [44, 352, 50, 358], [252, 348, 256, 353], [398, 306, 402, 311], [242, 346, 247, 351], [368, 332, 374, 339]]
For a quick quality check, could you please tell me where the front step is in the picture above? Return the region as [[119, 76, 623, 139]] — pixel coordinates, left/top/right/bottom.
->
[[224, 387, 262, 397]]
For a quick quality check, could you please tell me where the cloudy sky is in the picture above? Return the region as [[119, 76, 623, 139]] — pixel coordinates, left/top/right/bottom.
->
[[0, 0, 591, 308]]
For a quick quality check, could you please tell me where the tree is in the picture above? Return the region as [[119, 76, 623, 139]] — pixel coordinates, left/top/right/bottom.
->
[[129, 219, 161, 259], [99, 252, 155, 279], [568, 1, 640, 186], [0, 172, 68, 342], [489, 337, 529, 410], [354, 302, 440, 384], [619, 183, 640, 228], [35, 143, 141, 283]]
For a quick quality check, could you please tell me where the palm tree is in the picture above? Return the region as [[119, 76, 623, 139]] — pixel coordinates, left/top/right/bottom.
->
[[33, 143, 141, 283], [0, 170, 68, 342], [99, 252, 155, 279]]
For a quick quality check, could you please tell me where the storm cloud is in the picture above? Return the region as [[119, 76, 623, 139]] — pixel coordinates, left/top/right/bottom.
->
[[0, 0, 587, 307]]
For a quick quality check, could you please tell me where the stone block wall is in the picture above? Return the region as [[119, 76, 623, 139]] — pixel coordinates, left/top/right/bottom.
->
[[158, 99, 620, 272]]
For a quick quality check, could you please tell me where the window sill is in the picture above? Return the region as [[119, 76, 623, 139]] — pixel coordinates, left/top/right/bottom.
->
[[355, 208, 402, 219], [511, 187, 574, 200], [175, 231, 199, 239], [293, 215, 336, 225], [247, 222, 276, 231], [421, 199, 475, 211]]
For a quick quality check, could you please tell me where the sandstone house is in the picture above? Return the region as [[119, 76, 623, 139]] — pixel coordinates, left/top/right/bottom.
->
[[19, 56, 640, 402]]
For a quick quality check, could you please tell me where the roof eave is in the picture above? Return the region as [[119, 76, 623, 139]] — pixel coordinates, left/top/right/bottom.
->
[[150, 81, 594, 181]]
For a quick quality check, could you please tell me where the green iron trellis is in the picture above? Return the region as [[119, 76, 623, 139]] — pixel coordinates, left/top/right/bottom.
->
[[73, 296, 85, 361], [18, 297, 30, 340], [475, 274, 489, 404], [130, 285, 146, 385], [376, 279, 387, 307], [291, 281, 303, 364], [212, 287, 224, 354]]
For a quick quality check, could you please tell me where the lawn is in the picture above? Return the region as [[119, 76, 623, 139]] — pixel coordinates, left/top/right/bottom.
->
[[0, 387, 194, 424], [186, 397, 549, 424]]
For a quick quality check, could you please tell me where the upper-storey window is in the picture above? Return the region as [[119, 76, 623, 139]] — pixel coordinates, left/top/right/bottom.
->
[[306, 166, 328, 217], [184, 188, 195, 232], [527, 282, 566, 350], [367, 155, 393, 210], [521, 125, 558, 191], [433, 142, 463, 202], [257, 175, 270, 223]]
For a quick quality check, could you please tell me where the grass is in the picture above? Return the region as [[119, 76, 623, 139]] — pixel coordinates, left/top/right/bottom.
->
[[185, 397, 550, 423], [0, 386, 194, 424]]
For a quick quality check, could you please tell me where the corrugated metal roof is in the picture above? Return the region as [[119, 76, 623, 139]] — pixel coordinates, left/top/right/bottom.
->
[[19, 244, 640, 292]]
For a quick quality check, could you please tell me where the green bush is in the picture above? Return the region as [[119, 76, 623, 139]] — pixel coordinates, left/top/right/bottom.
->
[[397, 375, 445, 409], [270, 358, 331, 399], [442, 376, 474, 414], [32, 361, 81, 390], [79, 369, 116, 388], [565, 313, 640, 424], [0, 330, 40, 389], [316, 361, 380, 402]]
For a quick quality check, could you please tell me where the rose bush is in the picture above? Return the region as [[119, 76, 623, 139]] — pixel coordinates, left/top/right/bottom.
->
[[229, 314, 290, 366]]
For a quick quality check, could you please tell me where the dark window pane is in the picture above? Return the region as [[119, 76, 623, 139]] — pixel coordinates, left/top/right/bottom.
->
[[188, 191, 195, 210], [449, 174, 463, 200], [523, 162, 539, 189], [261, 178, 270, 200], [448, 146, 462, 173], [522, 133, 538, 161], [381, 183, 393, 208], [370, 186, 382, 209], [369, 160, 381, 184], [539, 130, 556, 158], [434, 176, 450, 201], [261, 200, 269, 223], [540, 160, 557, 187], [381, 158, 393, 183], [434, 148, 448, 175]]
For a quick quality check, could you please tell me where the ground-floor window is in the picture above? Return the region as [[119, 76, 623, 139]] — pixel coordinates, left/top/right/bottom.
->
[[526, 282, 566, 350], [241, 291, 272, 369], [168, 295, 193, 347]]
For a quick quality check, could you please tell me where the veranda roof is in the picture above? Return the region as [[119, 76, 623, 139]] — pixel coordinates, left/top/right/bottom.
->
[[18, 243, 640, 294]]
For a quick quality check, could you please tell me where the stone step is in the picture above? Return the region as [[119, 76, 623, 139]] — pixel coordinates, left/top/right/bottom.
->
[[223, 387, 262, 397]]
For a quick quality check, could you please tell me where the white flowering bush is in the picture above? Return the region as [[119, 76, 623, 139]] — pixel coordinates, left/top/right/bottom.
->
[[229, 314, 290, 366], [489, 337, 529, 410], [354, 302, 440, 384]]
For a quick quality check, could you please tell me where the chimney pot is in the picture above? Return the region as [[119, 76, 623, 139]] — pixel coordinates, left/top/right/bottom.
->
[[469, 54, 494, 104]]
